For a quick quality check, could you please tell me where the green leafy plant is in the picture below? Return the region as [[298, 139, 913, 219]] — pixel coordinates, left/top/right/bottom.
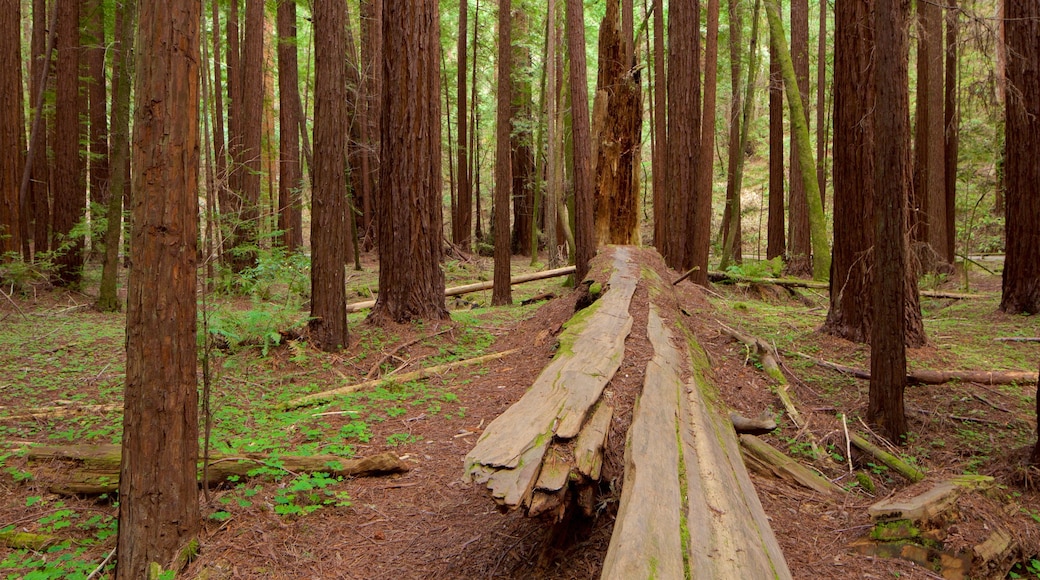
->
[[272, 472, 351, 517]]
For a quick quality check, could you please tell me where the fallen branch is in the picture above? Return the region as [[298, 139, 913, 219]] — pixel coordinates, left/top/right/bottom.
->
[[720, 324, 803, 428], [795, 353, 1037, 386], [993, 337, 1040, 343], [346, 266, 575, 312], [283, 349, 520, 409], [3, 403, 121, 421], [364, 327, 453, 380], [739, 434, 842, 495], [0, 529, 60, 550], [24, 445, 409, 495], [911, 408, 1005, 426], [848, 432, 925, 483], [672, 265, 700, 286], [730, 411, 778, 435]]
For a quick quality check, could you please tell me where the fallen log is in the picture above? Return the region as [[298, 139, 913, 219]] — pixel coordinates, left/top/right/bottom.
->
[[464, 248, 638, 513], [346, 266, 575, 312], [739, 434, 842, 495], [707, 271, 987, 299], [848, 432, 925, 483], [24, 444, 409, 495], [720, 324, 804, 428], [730, 411, 778, 435], [795, 353, 1037, 386], [282, 348, 519, 409], [602, 305, 792, 579], [2, 403, 121, 421], [0, 530, 61, 550], [994, 337, 1040, 343]]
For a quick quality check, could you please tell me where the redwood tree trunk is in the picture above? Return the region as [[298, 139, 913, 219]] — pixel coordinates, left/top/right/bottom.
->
[[309, 0, 349, 351], [85, 0, 109, 213], [359, 0, 383, 249], [277, 0, 303, 251], [510, 11, 534, 257], [870, 0, 912, 442], [116, 0, 201, 574], [565, 0, 595, 282], [767, 41, 785, 261], [53, 0, 85, 285], [651, 0, 666, 251], [494, 0, 513, 304], [235, 0, 264, 271], [787, 0, 811, 276], [943, 0, 958, 263], [370, 0, 448, 323], [0, 0, 23, 255], [696, 0, 720, 264], [29, 0, 50, 257], [1000, 0, 1040, 315], [666, 0, 700, 274], [455, 0, 472, 251], [913, 0, 948, 265]]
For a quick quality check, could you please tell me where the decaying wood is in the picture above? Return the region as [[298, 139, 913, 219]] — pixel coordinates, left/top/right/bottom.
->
[[993, 337, 1040, 343], [604, 305, 792, 578], [282, 348, 519, 409], [0, 530, 60, 550], [868, 475, 993, 522], [707, 271, 987, 299], [464, 248, 638, 511], [721, 323, 804, 428], [23, 444, 409, 495], [520, 291, 556, 305], [730, 411, 778, 435], [2, 403, 121, 421], [848, 432, 926, 483], [796, 353, 1038, 386], [364, 327, 453, 380], [739, 434, 842, 495], [346, 266, 576, 312]]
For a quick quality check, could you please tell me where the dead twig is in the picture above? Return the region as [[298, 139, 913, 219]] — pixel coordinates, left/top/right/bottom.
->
[[0, 287, 28, 321], [365, 327, 452, 380]]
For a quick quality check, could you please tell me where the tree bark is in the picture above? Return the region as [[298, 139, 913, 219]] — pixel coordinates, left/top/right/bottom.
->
[[370, 0, 448, 323], [667, 0, 701, 277], [210, 0, 229, 262], [277, 0, 303, 251], [720, 0, 744, 270], [566, 0, 595, 282], [786, 0, 811, 276], [870, 0, 912, 442], [27, 0, 51, 257], [0, 0, 24, 256], [97, 0, 135, 313], [1000, 0, 1040, 315], [767, 40, 785, 261], [651, 0, 666, 251], [913, 0, 948, 265], [359, 0, 383, 250], [493, 0, 514, 305], [510, 10, 534, 257], [765, 0, 830, 282], [85, 0, 109, 213], [310, 0, 349, 351], [455, 0, 471, 251], [545, 0, 560, 266], [696, 0, 720, 259], [116, 0, 201, 574], [816, 0, 827, 210], [53, 0, 85, 285], [943, 0, 958, 264], [233, 0, 264, 271], [224, 0, 243, 266]]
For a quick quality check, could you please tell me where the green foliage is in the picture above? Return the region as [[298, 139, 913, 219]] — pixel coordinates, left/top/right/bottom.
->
[[272, 472, 351, 517], [724, 256, 783, 279], [204, 297, 308, 356]]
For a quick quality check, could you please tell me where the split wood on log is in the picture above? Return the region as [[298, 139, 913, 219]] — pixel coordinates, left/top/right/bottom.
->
[[282, 348, 519, 409], [23, 444, 409, 495], [464, 248, 639, 515], [603, 305, 792, 579], [795, 353, 1037, 386], [346, 266, 576, 312]]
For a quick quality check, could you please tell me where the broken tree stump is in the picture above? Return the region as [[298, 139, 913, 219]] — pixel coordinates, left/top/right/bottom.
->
[[22, 444, 409, 495], [463, 247, 639, 516]]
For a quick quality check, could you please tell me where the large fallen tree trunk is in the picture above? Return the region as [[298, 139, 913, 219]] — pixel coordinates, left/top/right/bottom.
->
[[22, 444, 408, 495], [707, 271, 987, 299], [346, 266, 576, 312], [602, 306, 791, 578], [464, 248, 638, 517], [796, 354, 1037, 386]]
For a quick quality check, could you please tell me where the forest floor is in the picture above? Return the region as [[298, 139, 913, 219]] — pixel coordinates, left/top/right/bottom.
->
[[1, 248, 1039, 579]]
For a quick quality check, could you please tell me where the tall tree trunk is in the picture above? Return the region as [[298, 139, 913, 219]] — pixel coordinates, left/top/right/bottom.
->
[[494, 0, 513, 304], [651, 0, 666, 251], [696, 0, 720, 259], [510, 10, 534, 257], [0, 0, 23, 256], [471, 0, 483, 243], [370, 0, 448, 323], [593, 0, 641, 246], [816, 0, 827, 209], [993, 0, 1005, 216], [665, 0, 700, 274], [53, 0, 85, 285], [97, 0, 134, 312], [277, 0, 303, 251], [869, 0, 912, 442], [1000, 0, 1040, 315], [455, 0, 471, 251], [359, 0, 382, 250], [565, 0, 595, 282], [545, 0, 560, 266], [225, 0, 243, 266], [720, 0, 743, 270], [913, 0, 948, 265], [765, 0, 829, 281], [210, 0, 229, 261], [115, 0, 200, 574], [233, 0, 264, 271], [85, 0, 108, 213], [309, 0, 349, 351], [943, 0, 958, 263], [28, 0, 51, 257], [786, 0, 811, 276], [342, 5, 362, 267], [766, 40, 785, 261]]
